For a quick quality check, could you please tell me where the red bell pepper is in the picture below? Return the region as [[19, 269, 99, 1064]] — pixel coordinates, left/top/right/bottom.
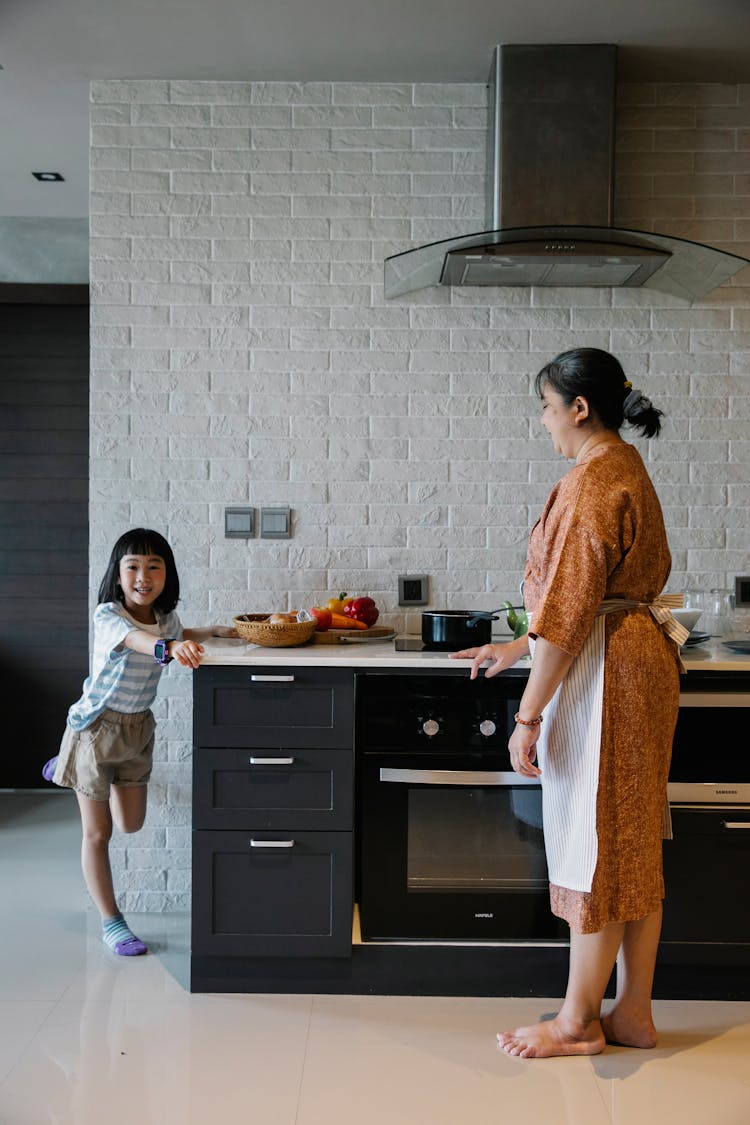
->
[[342, 596, 379, 626]]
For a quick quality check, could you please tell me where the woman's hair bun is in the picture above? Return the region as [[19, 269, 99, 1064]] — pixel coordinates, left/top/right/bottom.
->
[[622, 387, 662, 437]]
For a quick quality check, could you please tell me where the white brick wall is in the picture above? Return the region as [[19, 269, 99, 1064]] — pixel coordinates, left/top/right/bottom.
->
[[90, 79, 750, 911]]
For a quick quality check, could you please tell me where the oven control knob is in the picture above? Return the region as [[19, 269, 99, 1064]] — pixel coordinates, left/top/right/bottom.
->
[[479, 719, 496, 737], [422, 719, 440, 737]]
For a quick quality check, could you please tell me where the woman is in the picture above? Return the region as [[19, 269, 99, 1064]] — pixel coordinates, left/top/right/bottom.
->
[[452, 348, 687, 1059]]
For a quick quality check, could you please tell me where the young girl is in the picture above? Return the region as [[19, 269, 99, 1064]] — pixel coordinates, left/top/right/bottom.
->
[[43, 528, 237, 957]]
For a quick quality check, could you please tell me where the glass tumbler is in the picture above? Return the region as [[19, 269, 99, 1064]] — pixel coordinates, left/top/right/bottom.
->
[[722, 608, 750, 643], [704, 589, 735, 637]]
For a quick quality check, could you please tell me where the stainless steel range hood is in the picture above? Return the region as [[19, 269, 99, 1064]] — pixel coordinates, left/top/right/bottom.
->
[[384, 44, 749, 301]]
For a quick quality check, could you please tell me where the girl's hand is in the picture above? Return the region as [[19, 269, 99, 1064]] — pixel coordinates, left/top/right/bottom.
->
[[170, 639, 205, 669], [449, 638, 525, 680], [508, 721, 542, 778], [211, 625, 240, 638]]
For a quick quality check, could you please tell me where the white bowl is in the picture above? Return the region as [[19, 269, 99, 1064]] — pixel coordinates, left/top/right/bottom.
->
[[671, 608, 702, 634]]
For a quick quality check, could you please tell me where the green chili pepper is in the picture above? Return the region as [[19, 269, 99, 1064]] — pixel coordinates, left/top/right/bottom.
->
[[503, 601, 518, 631]]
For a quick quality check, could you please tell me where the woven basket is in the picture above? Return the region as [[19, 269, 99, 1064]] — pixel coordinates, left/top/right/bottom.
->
[[233, 613, 316, 647]]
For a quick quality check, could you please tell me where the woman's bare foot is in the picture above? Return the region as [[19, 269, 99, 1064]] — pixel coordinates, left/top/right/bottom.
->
[[497, 1016, 606, 1059], [601, 1005, 658, 1049]]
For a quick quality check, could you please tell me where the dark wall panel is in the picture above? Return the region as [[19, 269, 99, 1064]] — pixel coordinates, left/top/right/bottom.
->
[[0, 297, 89, 788]]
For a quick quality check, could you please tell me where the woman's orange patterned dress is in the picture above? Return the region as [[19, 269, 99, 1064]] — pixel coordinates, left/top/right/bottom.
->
[[523, 442, 682, 934]]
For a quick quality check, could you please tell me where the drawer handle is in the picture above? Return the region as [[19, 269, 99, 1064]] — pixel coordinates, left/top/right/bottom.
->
[[250, 839, 295, 848], [249, 756, 295, 765], [722, 822, 750, 829], [250, 674, 295, 682]]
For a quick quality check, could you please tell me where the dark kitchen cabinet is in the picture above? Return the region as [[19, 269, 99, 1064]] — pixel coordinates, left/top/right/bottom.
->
[[661, 806, 750, 944], [192, 666, 355, 959], [193, 664, 353, 748], [189, 661, 750, 998], [192, 829, 353, 957], [193, 746, 353, 831]]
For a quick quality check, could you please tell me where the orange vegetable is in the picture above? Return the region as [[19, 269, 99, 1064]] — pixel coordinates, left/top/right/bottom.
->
[[329, 612, 368, 630]]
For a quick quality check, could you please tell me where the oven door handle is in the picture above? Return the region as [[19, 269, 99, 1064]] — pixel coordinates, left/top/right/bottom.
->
[[678, 693, 750, 707], [378, 767, 539, 787]]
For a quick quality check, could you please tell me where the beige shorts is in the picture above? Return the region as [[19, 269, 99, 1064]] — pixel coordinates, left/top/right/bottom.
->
[[53, 709, 156, 801]]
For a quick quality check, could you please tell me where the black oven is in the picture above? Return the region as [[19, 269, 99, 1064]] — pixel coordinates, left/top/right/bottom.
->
[[668, 673, 750, 804], [356, 670, 566, 942]]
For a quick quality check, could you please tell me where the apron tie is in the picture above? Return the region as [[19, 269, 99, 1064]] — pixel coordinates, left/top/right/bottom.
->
[[596, 593, 690, 647]]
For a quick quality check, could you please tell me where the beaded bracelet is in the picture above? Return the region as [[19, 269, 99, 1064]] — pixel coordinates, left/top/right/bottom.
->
[[514, 712, 543, 727]]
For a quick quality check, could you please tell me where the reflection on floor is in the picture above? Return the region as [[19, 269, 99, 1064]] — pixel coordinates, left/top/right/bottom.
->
[[1, 791, 749, 1125]]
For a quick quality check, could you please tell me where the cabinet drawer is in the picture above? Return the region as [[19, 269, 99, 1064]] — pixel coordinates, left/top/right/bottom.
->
[[193, 666, 354, 749], [662, 808, 750, 944], [193, 747, 353, 831], [191, 829, 353, 957]]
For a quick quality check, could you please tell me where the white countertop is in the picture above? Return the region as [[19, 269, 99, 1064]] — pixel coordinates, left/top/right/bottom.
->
[[198, 636, 750, 673]]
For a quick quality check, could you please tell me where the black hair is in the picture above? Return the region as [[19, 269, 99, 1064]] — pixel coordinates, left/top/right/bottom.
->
[[97, 528, 180, 613], [534, 347, 664, 439]]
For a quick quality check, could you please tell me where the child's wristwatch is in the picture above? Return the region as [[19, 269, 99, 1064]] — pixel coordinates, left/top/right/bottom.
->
[[153, 639, 175, 665]]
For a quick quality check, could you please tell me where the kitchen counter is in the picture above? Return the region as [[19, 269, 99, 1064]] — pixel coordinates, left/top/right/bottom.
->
[[191, 637, 750, 997], [199, 635, 750, 672]]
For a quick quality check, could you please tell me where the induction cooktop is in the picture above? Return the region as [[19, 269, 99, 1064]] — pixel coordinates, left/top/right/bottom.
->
[[394, 635, 513, 652], [394, 637, 454, 652]]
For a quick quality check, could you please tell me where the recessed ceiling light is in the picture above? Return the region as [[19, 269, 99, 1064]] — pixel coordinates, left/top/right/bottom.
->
[[32, 171, 65, 182]]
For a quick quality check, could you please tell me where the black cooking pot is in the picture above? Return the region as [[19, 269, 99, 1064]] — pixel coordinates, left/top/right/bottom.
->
[[421, 610, 498, 650]]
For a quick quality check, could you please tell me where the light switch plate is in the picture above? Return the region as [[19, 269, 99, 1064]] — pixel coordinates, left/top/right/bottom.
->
[[398, 574, 429, 606], [260, 506, 291, 539], [736, 575, 750, 608], [224, 507, 255, 538]]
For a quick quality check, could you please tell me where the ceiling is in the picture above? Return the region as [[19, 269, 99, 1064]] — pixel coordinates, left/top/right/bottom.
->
[[2, 0, 750, 223]]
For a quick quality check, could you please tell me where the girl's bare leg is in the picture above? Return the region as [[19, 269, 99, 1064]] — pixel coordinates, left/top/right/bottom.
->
[[76, 786, 147, 918], [601, 906, 662, 1048], [498, 921, 625, 1059], [109, 783, 147, 835], [76, 793, 117, 919]]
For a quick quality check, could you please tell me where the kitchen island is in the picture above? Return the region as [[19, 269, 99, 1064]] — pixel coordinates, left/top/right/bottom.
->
[[190, 637, 750, 997]]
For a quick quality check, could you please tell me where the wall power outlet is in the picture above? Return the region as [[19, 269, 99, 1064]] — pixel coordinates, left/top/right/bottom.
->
[[398, 574, 429, 606]]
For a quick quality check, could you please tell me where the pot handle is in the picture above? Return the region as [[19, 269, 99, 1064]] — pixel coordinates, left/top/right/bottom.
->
[[466, 606, 524, 627], [466, 609, 500, 627]]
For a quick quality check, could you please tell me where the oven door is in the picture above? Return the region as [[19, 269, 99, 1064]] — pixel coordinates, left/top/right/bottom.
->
[[359, 751, 564, 942], [669, 675, 750, 803]]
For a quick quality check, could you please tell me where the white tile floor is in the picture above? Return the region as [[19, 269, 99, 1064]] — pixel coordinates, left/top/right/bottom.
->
[[1, 791, 749, 1125]]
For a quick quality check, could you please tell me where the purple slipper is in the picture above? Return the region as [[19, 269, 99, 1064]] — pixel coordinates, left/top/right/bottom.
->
[[114, 937, 148, 956], [42, 757, 58, 782]]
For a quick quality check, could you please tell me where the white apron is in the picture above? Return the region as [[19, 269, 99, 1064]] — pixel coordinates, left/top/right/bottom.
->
[[530, 596, 687, 894]]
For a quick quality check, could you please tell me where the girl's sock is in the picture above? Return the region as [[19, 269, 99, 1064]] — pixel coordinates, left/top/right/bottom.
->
[[102, 913, 148, 956], [42, 756, 58, 782]]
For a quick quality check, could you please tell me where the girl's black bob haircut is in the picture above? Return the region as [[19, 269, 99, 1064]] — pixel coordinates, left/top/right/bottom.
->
[[97, 528, 180, 613]]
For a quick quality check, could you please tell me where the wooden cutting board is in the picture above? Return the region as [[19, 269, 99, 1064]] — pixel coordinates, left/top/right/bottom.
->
[[313, 625, 396, 644]]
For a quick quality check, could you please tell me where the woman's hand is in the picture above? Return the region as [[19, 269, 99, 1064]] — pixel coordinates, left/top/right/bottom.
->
[[508, 722, 542, 778], [449, 636, 528, 680], [170, 639, 205, 669]]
